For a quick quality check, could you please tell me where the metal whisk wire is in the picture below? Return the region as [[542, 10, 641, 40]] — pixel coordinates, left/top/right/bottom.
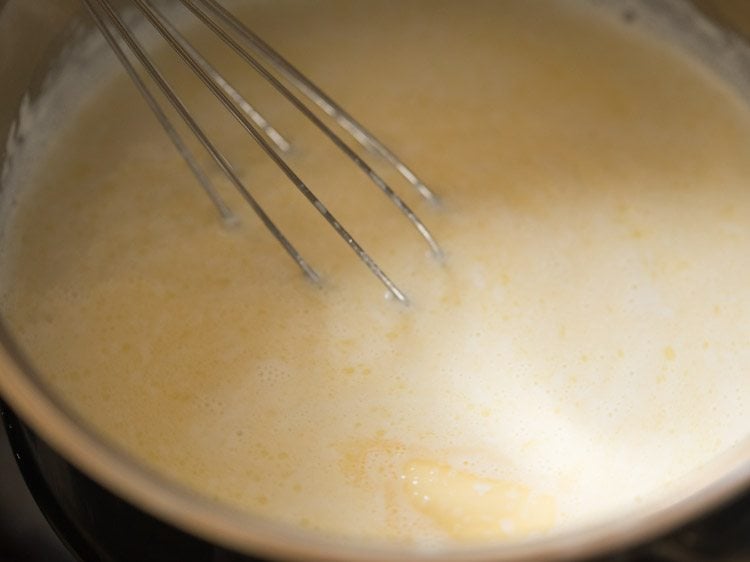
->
[[81, 0, 442, 304]]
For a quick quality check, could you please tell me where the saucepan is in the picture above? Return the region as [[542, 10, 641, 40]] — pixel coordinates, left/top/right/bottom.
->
[[0, 0, 749, 560]]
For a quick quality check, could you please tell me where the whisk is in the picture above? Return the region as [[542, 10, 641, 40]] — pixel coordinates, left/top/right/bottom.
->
[[80, 0, 442, 304]]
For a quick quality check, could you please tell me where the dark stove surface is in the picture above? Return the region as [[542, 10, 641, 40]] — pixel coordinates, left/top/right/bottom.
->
[[0, 427, 73, 562]]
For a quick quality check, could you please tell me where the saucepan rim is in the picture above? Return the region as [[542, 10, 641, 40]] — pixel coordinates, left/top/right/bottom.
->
[[1, 323, 749, 561], [1, 0, 750, 559]]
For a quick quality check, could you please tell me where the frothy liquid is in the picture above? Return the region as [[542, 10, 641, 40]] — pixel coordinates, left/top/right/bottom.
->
[[2, 0, 750, 547]]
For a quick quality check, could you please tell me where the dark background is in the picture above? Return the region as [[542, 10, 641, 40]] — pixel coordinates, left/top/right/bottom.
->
[[0, 427, 74, 562]]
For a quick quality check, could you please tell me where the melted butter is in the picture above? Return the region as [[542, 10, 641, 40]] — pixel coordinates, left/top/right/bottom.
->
[[402, 460, 556, 540], [2, 0, 750, 548]]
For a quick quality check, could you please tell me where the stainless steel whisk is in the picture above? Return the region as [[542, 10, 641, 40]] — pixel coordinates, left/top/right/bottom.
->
[[81, 0, 442, 304]]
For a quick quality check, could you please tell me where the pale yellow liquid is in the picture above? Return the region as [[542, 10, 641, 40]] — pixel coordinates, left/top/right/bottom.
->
[[2, 0, 750, 547]]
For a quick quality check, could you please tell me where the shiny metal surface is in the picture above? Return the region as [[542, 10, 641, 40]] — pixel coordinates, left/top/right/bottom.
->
[[0, 1, 749, 560]]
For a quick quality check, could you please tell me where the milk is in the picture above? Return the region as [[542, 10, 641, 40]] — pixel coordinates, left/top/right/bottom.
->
[[1, 0, 749, 548]]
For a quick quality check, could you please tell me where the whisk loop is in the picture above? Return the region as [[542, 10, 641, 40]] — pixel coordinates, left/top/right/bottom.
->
[[81, 0, 442, 304]]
